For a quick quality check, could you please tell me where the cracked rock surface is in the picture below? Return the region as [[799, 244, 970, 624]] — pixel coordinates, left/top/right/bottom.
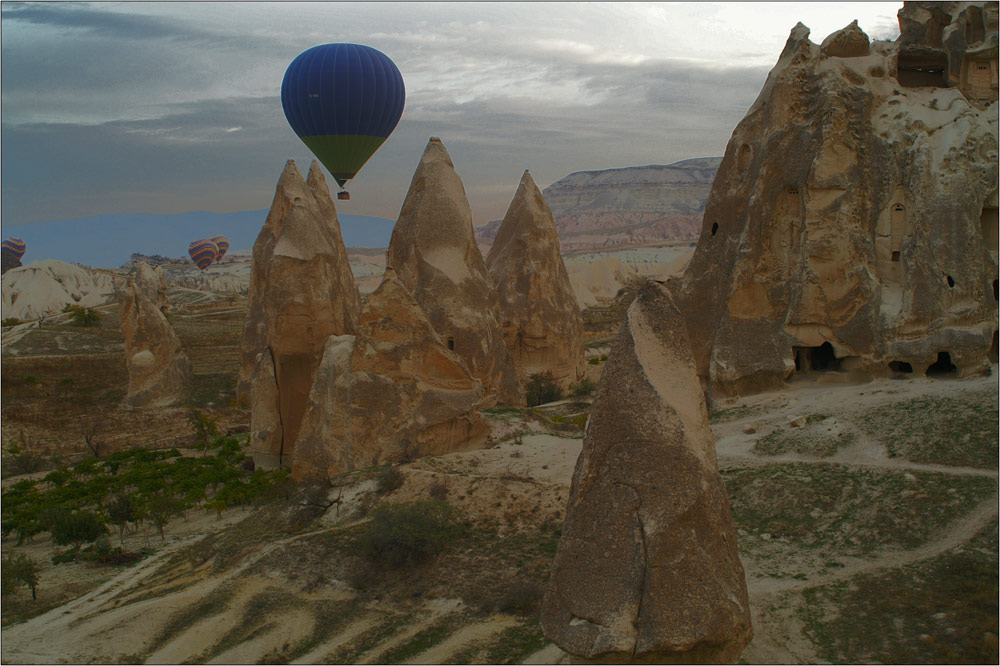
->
[[541, 279, 752, 663]]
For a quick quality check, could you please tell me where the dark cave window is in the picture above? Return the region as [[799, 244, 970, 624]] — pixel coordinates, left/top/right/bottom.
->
[[925, 351, 957, 376]]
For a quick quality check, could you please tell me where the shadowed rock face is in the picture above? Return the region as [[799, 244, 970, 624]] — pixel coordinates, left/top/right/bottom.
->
[[541, 279, 751, 664], [678, 5, 999, 399], [388, 137, 524, 407], [120, 263, 191, 408], [486, 170, 586, 389], [244, 160, 360, 469], [292, 269, 488, 481]]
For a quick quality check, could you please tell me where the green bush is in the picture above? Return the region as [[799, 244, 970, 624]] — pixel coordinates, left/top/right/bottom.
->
[[569, 378, 597, 397], [1, 552, 40, 599], [376, 465, 405, 495], [525, 371, 563, 407], [360, 500, 460, 567], [50, 510, 106, 556]]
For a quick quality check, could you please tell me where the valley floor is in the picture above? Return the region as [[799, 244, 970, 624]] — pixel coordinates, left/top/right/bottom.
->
[[2, 370, 996, 664]]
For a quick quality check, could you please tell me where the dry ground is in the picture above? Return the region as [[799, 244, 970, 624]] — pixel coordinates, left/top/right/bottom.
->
[[2, 288, 997, 664]]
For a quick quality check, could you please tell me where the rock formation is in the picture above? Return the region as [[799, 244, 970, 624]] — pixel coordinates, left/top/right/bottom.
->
[[387, 137, 523, 406], [1, 259, 121, 321], [541, 279, 752, 663], [242, 160, 361, 469], [133, 261, 169, 313], [485, 170, 585, 389], [120, 263, 191, 407], [677, 4, 999, 398], [292, 269, 488, 481]]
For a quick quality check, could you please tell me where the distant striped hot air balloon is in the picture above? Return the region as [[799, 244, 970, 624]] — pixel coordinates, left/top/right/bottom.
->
[[188, 239, 219, 271], [209, 235, 230, 261], [1, 238, 26, 260]]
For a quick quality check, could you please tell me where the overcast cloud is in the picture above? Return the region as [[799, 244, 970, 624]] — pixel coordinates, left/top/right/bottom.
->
[[1, 2, 901, 226]]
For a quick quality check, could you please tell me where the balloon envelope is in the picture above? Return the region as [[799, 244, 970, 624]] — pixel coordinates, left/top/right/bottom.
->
[[1, 238, 26, 260], [188, 239, 218, 271], [281, 43, 405, 187], [209, 235, 230, 260]]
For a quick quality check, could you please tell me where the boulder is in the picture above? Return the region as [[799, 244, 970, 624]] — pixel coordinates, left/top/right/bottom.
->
[[486, 170, 585, 389], [541, 279, 752, 663], [292, 269, 488, 481], [388, 137, 523, 406], [244, 160, 361, 469], [677, 6, 998, 399], [120, 264, 191, 407]]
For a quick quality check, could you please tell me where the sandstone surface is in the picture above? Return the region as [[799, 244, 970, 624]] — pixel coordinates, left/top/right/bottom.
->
[[388, 137, 523, 406], [120, 263, 191, 408], [243, 161, 361, 468], [486, 170, 585, 388], [1, 259, 121, 321], [541, 279, 752, 663], [292, 269, 488, 480], [677, 4, 999, 398]]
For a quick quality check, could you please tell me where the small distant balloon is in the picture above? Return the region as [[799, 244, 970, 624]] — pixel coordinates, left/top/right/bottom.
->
[[1, 238, 26, 260], [210, 235, 230, 261], [281, 43, 405, 193], [188, 239, 218, 271]]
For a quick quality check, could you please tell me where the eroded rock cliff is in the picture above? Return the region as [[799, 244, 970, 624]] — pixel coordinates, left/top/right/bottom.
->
[[678, 4, 999, 397]]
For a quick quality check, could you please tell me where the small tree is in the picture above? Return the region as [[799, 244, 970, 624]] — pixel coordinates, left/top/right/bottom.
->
[[50, 510, 106, 559], [188, 410, 219, 454], [146, 493, 182, 541], [525, 371, 563, 407], [1, 553, 40, 599], [360, 500, 460, 567], [107, 492, 142, 548]]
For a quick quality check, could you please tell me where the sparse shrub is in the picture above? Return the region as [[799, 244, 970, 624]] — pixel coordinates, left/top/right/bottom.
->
[[570, 378, 597, 397], [61, 304, 102, 327], [360, 500, 460, 567], [2, 317, 25, 327], [429, 481, 449, 500], [525, 371, 563, 407], [587, 357, 601, 365], [376, 465, 405, 495], [3, 440, 45, 476], [496, 581, 543, 615], [1, 552, 40, 599]]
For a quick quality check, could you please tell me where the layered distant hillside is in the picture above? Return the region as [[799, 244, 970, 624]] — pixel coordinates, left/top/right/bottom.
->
[[476, 157, 721, 250]]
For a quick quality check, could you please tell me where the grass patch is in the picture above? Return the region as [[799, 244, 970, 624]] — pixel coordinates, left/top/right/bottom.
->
[[709, 403, 769, 424], [376, 614, 462, 663], [724, 463, 997, 555], [752, 421, 856, 458], [148, 584, 239, 654], [325, 612, 414, 663], [798, 519, 998, 664], [853, 390, 998, 468], [448, 621, 548, 664]]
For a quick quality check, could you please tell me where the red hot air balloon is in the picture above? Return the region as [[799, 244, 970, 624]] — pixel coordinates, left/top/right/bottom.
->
[[210, 235, 230, 261], [188, 239, 219, 271], [1, 238, 26, 260]]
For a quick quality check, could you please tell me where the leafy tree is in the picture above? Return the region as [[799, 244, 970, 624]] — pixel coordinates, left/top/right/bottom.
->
[[525, 371, 564, 407], [188, 410, 218, 454], [107, 492, 143, 548], [61, 304, 102, 327], [1, 553, 40, 599], [50, 510, 106, 558], [146, 493, 183, 541]]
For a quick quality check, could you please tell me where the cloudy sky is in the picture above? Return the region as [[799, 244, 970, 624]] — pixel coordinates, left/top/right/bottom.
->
[[2, 2, 902, 227]]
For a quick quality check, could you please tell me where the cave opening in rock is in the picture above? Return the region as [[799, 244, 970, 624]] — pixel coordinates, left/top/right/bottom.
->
[[946, 274, 955, 288], [896, 50, 948, 87], [925, 351, 957, 376], [889, 360, 913, 373], [447, 336, 455, 351], [711, 222, 719, 236], [990, 331, 998, 364], [793, 342, 841, 372]]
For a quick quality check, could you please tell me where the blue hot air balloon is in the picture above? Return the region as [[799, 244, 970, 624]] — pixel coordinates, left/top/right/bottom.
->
[[1, 238, 26, 260], [281, 43, 405, 199], [188, 239, 218, 271]]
